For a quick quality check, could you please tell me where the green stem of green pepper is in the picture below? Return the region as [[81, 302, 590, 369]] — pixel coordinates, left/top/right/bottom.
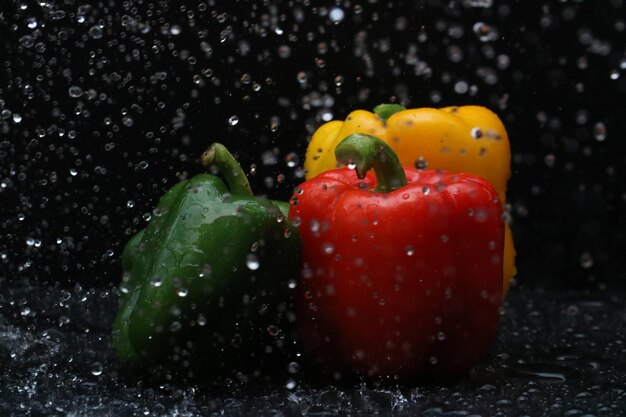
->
[[201, 143, 253, 196], [373, 103, 406, 122], [334, 133, 408, 194]]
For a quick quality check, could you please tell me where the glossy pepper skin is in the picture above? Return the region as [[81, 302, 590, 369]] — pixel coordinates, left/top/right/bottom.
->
[[304, 104, 515, 293], [112, 144, 300, 376], [290, 134, 504, 379]]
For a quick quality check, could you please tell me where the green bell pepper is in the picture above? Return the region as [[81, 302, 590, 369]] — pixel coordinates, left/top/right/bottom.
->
[[112, 143, 301, 377]]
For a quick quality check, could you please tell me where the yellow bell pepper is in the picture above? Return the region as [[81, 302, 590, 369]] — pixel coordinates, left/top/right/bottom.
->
[[304, 104, 516, 294]]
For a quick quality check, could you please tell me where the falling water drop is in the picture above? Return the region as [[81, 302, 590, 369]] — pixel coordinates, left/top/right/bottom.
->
[[246, 254, 260, 270]]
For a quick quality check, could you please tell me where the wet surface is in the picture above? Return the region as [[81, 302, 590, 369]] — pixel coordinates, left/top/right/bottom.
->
[[2, 282, 625, 416]]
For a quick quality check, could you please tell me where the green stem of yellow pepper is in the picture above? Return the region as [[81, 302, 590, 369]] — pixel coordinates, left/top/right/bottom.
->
[[373, 103, 406, 122]]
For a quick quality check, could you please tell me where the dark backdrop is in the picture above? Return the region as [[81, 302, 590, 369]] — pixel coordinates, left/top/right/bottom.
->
[[1, 0, 625, 289]]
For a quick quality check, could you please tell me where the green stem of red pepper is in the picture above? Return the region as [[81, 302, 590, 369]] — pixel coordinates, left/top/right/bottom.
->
[[201, 143, 253, 196], [373, 103, 406, 122], [335, 133, 408, 194]]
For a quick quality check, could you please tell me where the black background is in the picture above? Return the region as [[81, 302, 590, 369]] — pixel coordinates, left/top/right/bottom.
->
[[1, 0, 625, 290]]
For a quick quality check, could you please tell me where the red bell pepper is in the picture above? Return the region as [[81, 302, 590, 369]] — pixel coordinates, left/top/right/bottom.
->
[[289, 134, 504, 379]]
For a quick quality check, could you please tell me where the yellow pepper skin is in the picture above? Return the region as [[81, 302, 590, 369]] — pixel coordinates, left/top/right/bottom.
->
[[304, 104, 516, 294]]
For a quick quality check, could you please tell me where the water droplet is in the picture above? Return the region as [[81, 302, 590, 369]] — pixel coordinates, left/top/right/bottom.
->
[[246, 254, 260, 270], [12, 114, 22, 123], [322, 243, 334, 255], [580, 252, 594, 269], [240, 73, 252, 84], [170, 25, 181, 35], [152, 207, 168, 217], [19, 35, 35, 48], [88, 25, 104, 39], [285, 152, 299, 168], [507, 363, 576, 383], [231, 334, 242, 348], [454, 80, 469, 94], [177, 288, 188, 297], [347, 162, 357, 169], [150, 277, 162, 287], [405, 245, 414, 256], [592, 122, 607, 141], [288, 362, 300, 374], [68, 86, 83, 98], [197, 313, 207, 326], [286, 379, 297, 390], [51, 10, 65, 20], [329, 7, 345, 24], [464, 0, 493, 7], [122, 116, 134, 127], [77, 5, 92, 15], [262, 150, 278, 166], [415, 157, 428, 170], [471, 127, 483, 139], [277, 45, 291, 58], [228, 115, 239, 126], [69, 168, 78, 176], [90, 362, 103, 376], [566, 305, 580, 316], [475, 208, 488, 222], [267, 325, 281, 336], [296, 71, 308, 84], [198, 264, 212, 278], [473, 22, 499, 42]]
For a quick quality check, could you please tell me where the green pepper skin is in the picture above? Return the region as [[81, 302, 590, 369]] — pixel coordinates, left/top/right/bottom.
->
[[112, 171, 300, 376]]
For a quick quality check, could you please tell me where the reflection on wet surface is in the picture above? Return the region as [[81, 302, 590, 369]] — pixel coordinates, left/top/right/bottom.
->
[[2, 282, 625, 415]]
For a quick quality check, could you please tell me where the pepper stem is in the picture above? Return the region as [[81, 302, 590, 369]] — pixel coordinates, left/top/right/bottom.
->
[[373, 103, 406, 122], [335, 134, 407, 194], [200, 143, 253, 196]]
